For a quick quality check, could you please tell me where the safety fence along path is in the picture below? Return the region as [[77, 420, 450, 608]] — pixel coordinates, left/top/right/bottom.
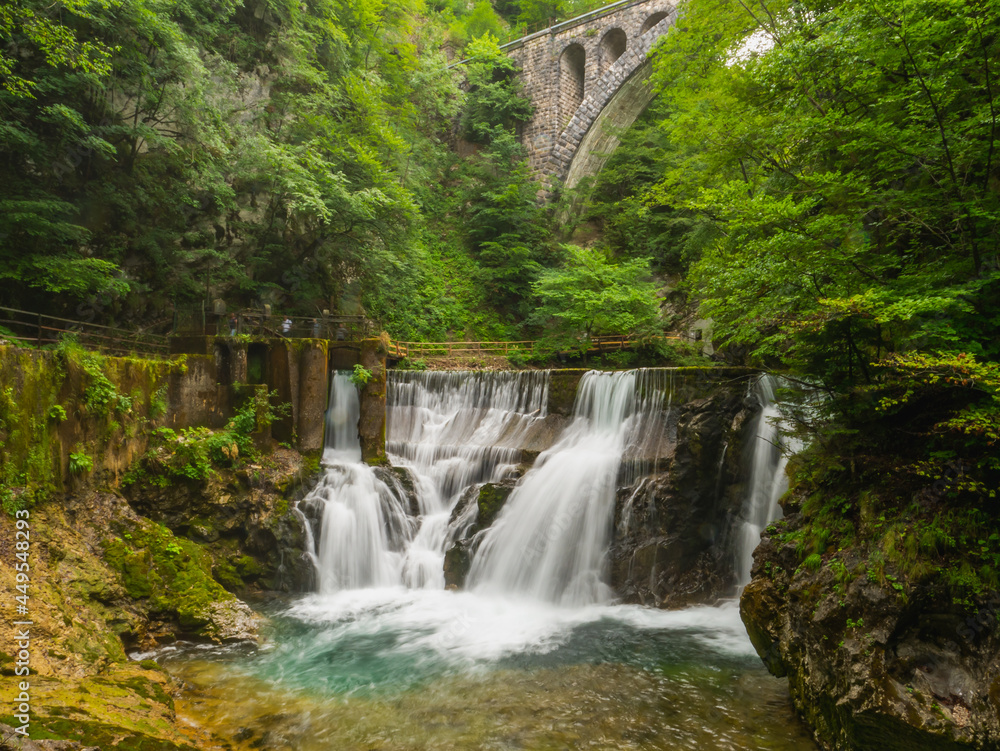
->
[[388, 335, 682, 360], [0, 306, 169, 357]]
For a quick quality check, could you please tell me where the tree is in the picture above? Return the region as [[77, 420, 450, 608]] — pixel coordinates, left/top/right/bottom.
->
[[460, 34, 534, 143], [531, 245, 660, 346], [648, 0, 1000, 385]]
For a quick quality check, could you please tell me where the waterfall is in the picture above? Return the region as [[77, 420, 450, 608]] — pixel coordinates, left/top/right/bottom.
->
[[299, 372, 413, 592], [301, 367, 783, 601], [734, 375, 800, 585], [386, 370, 549, 587], [300, 370, 552, 593], [467, 370, 672, 606]]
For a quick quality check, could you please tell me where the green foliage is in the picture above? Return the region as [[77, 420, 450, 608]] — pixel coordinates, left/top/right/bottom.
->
[[0, 0, 114, 98], [460, 35, 534, 143], [69, 448, 93, 474], [47, 404, 67, 423], [149, 385, 168, 419], [460, 130, 552, 318], [579, 98, 717, 276], [0, 0, 455, 325], [448, 0, 508, 44], [396, 357, 428, 370], [530, 245, 661, 347], [350, 364, 373, 387], [131, 387, 287, 483], [647, 0, 1000, 382], [784, 350, 1000, 606]]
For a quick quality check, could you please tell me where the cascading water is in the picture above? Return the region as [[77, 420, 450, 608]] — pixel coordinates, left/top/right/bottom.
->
[[468, 369, 674, 606], [734, 375, 800, 585], [152, 367, 817, 751], [298, 372, 413, 592], [301, 370, 552, 592], [387, 370, 549, 498], [386, 370, 549, 587]]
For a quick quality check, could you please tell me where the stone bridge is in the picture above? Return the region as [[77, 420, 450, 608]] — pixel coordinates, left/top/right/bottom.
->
[[504, 0, 677, 192]]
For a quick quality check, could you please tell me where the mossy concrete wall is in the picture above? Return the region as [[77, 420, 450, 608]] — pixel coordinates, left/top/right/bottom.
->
[[297, 341, 329, 452], [0, 339, 338, 495], [0, 345, 178, 497], [165, 336, 333, 452], [166, 354, 228, 430], [358, 337, 388, 463]]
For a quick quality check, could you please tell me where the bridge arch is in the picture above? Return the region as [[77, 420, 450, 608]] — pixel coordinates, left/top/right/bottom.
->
[[508, 0, 678, 193], [640, 11, 669, 33], [563, 59, 655, 190], [559, 43, 587, 129], [599, 28, 627, 74]]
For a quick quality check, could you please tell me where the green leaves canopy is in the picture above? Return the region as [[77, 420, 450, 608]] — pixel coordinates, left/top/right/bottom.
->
[[531, 245, 660, 342], [650, 0, 1000, 385]]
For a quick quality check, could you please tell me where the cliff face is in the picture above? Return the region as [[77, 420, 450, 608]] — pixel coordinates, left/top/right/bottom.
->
[[0, 344, 315, 748], [741, 509, 1000, 751]]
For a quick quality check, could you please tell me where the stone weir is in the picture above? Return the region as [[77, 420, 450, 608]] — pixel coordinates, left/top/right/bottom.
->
[[382, 367, 766, 607]]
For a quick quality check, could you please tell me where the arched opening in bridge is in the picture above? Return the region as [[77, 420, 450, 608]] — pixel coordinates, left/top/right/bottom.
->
[[559, 43, 586, 130], [599, 28, 627, 74], [640, 11, 669, 34]]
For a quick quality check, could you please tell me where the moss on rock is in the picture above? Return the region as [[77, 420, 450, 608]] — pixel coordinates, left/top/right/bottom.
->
[[102, 521, 259, 640]]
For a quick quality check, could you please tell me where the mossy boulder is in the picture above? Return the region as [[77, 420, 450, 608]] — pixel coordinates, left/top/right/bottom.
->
[[475, 483, 512, 533], [742, 512, 1000, 750], [442, 481, 516, 588], [102, 520, 262, 642], [122, 447, 313, 592]]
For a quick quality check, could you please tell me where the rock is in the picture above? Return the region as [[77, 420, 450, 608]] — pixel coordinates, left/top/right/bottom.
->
[[442, 481, 517, 588], [741, 510, 1000, 750], [0, 724, 99, 750], [201, 599, 264, 642], [474, 482, 513, 533], [375, 464, 420, 516], [609, 382, 754, 608], [122, 447, 313, 592], [443, 540, 471, 589]]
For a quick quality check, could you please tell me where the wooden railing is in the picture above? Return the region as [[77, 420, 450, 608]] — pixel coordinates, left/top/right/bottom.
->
[[0, 306, 169, 357], [389, 335, 682, 360], [0, 302, 682, 363]]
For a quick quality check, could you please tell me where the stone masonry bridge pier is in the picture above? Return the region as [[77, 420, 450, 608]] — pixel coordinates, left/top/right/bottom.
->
[[504, 0, 678, 192]]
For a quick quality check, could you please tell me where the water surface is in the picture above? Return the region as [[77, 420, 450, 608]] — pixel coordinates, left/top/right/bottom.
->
[[155, 590, 817, 750]]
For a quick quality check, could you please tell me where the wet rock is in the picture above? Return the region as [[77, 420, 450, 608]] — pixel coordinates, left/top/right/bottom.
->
[[375, 464, 420, 516], [443, 540, 471, 589], [443, 480, 517, 588], [609, 384, 755, 608], [202, 599, 264, 642], [474, 482, 514, 533]]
